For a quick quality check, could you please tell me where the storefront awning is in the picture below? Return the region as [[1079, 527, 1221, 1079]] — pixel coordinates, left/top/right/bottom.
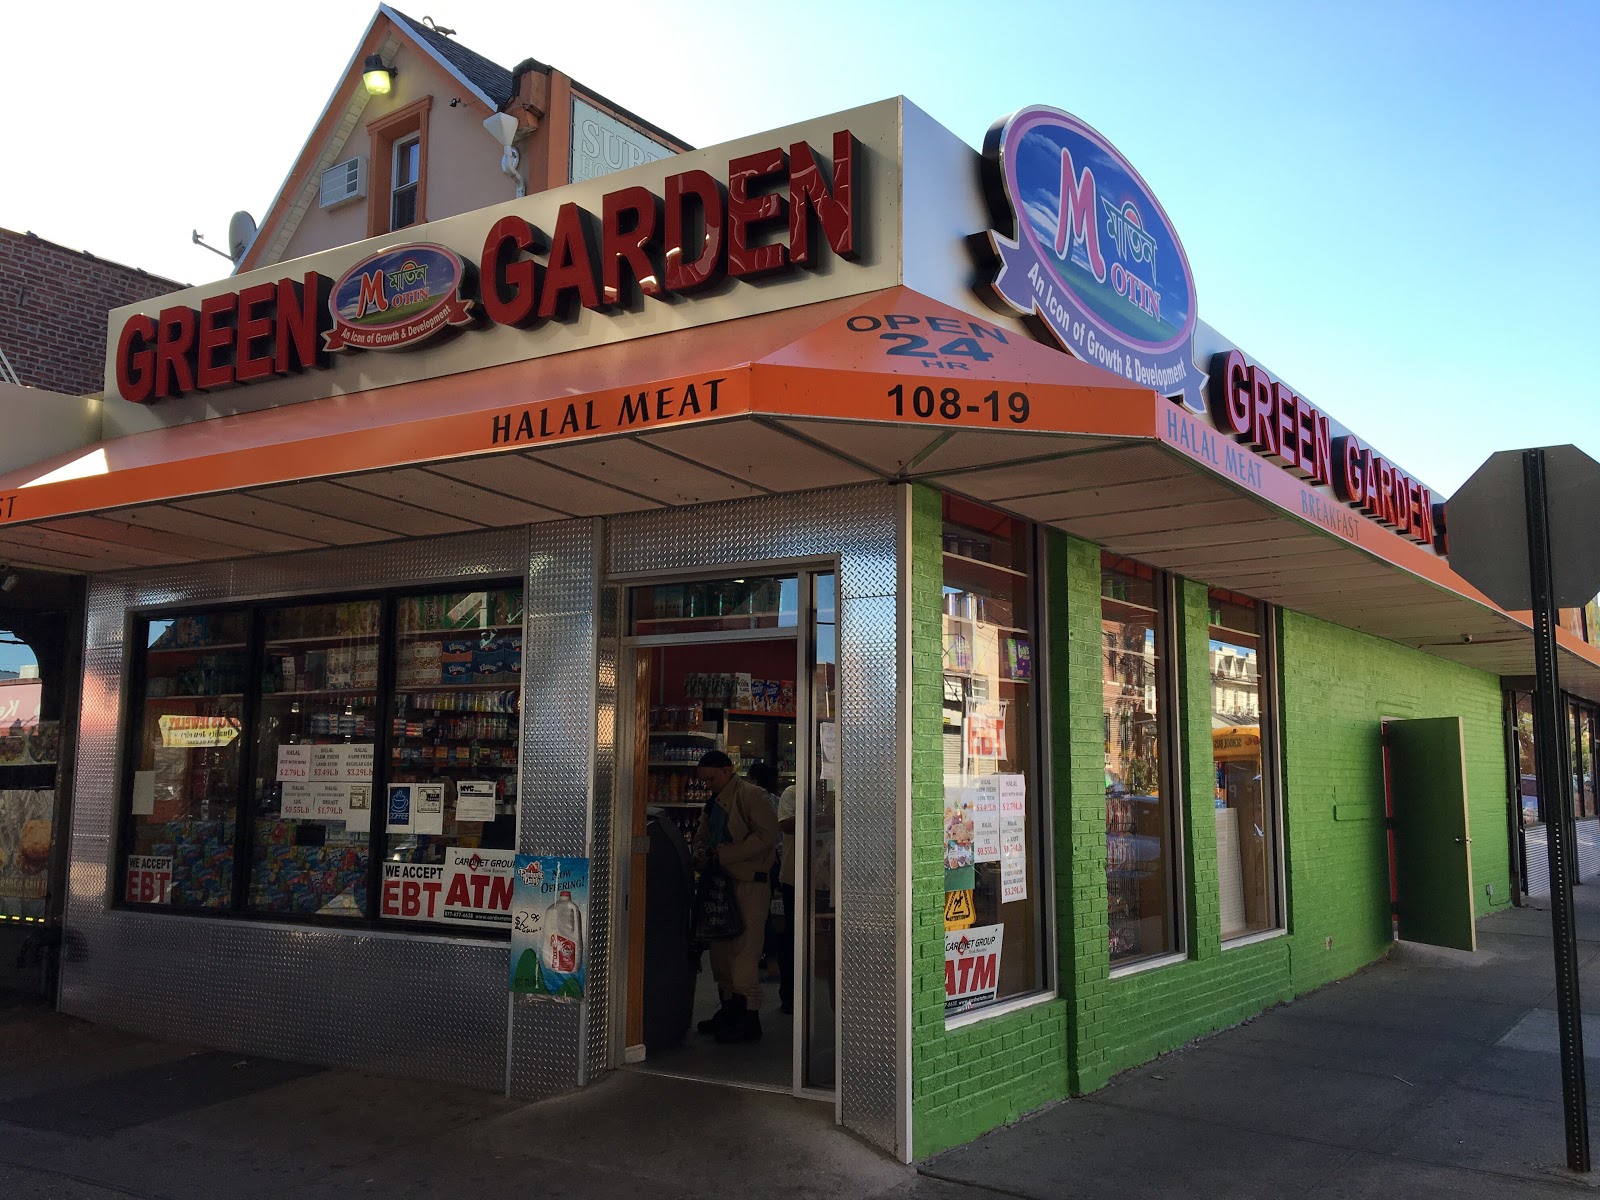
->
[[2, 286, 1597, 697]]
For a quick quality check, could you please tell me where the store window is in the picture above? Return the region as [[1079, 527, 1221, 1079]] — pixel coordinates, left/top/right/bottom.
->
[[1, 619, 65, 924], [119, 585, 521, 931], [249, 601, 379, 918], [941, 496, 1047, 1016], [124, 611, 249, 909], [1208, 589, 1282, 940], [1102, 553, 1180, 967]]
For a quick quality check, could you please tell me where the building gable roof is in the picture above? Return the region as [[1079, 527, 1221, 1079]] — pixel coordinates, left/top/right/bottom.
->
[[384, 6, 513, 108], [237, 6, 512, 274]]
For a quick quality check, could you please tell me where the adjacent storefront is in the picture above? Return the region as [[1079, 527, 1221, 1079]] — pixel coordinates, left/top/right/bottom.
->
[[4, 96, 1600, 1161]]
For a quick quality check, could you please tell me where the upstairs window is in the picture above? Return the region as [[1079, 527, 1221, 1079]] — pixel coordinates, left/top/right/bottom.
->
[[365, 98, 431, 237], [391, 136, 421, 230]]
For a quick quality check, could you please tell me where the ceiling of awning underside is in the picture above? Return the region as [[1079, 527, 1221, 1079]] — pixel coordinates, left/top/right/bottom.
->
[[2, 411, 1596, 700]]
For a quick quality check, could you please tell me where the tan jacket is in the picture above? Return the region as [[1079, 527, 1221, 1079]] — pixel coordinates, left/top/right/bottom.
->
[[695, 775, 780, 883]]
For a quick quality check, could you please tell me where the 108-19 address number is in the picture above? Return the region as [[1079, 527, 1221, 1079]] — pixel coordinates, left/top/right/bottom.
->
[[888, 384, 1030, 424]]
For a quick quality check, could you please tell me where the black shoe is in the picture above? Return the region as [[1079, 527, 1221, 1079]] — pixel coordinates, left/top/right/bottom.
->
[[715, 998, 762, 1044], [697, 1000, 735, 1035]]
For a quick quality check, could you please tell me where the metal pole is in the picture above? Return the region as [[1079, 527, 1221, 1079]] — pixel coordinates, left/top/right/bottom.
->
[[1526, 447, 1590, 1172]]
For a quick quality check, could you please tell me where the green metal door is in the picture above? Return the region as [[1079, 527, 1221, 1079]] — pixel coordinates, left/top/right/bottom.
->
[[1386, 716, 1477, 951]]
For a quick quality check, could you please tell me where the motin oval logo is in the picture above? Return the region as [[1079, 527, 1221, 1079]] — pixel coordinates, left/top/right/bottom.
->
[[325, 242, 475, 352], [983, 106, 1202, 411]]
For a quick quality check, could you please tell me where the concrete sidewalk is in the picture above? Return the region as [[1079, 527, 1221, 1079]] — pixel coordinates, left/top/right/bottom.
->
[[927, 889, 1600, 1198], [2, 889, 1599, 1198]]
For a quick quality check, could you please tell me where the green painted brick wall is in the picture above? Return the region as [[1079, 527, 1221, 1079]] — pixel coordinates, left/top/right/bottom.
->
[[909, 506, 1511, 1155], [1276, 606, 1512, 995]]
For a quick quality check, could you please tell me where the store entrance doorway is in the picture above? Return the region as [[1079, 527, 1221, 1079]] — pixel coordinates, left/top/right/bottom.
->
[[618, 571, 838, 1097]]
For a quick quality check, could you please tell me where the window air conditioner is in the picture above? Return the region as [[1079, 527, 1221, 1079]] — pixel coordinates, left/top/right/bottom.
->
[[319, 157, 368, 209]]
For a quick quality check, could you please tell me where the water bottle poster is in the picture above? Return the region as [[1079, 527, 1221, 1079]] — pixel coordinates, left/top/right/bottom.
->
[[509, 855, 589, 1002]]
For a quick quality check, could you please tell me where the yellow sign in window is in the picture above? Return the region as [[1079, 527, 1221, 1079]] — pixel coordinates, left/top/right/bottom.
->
[[944, 888, 975, 931]]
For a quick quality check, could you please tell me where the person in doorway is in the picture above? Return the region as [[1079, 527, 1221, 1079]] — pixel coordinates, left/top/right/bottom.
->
[[745, 762, 784, 985], [693, 749, 779, 1043]]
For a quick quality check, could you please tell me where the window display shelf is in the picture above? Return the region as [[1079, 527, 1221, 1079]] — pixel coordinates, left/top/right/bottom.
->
[[633, 612, 785, 627], [718, 707, 796, 719], [647, 759, 702, 768], [262, 689, 380, 700], [148, 642, 247, 655], [942, 670, 1031, 686], [942, 552, 1027, 580], [648, 728, 720, 739], [398, 623, 521, 636], [395, 682, 519, 692], [265, 633, 381, 647], [149, 692, 246, 700]]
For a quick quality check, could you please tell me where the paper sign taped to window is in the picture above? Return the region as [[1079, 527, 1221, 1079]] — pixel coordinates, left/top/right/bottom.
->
[[341, 744, 374, 783], [312, 781, 348, 822], [414, 783, 445, 835], [456, 781, 497, 823], [345, 784, 373, 832], [276, 744, 310, 782], [972, 777, 1000, 862], [157, 715, 239, 748], [131, 771, 156, 816], [945, 923, 1004, 1014], [281, 781, 314, 818]]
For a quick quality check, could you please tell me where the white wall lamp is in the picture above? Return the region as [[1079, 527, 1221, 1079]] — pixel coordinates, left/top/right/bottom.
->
[[362, 54, 397, 97], [483, 112, 525, 198]]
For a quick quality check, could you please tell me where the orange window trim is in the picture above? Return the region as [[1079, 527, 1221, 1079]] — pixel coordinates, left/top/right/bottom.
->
[[366, 96, 433, 238]]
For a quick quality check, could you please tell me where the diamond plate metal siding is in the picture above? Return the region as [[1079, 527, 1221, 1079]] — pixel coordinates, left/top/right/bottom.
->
[[586, 583, 619, 1080], [508, 519, 602, 1098], [607, 484, 906, 1156], [62, 530, 526, 1091]]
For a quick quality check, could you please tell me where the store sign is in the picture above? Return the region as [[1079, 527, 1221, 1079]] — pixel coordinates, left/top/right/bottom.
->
[[380, 848, 514, 927], [125, 854, 173, 904], [114, 129, 860, 405], [156, 714, 240, 748], [439, 847, 514, 927], [510, 855, 589, 1002], [0, 682, 40, 731], [982, 106, 1202, 412], [324, 244, 475, 352], [945, 923, 1004, 1015], [570, 96, 676, 184], [1209, 350, 1437, 547]]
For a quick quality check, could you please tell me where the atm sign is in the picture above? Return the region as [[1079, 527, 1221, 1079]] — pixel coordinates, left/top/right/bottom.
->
[[945, 923, 1004, 1015]]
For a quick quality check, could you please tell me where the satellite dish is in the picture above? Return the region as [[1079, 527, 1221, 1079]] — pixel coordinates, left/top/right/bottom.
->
[[227, 211, 258, 263]]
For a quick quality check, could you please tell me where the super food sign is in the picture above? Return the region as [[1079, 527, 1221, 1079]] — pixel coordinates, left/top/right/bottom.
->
[[113, 130, 859, 404]]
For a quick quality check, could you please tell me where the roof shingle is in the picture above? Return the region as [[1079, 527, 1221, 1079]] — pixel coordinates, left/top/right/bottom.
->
[[387, 8, 515, 107]]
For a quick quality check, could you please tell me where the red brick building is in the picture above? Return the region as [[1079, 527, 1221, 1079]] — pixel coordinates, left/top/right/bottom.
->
[[0, 229, 184, 396]]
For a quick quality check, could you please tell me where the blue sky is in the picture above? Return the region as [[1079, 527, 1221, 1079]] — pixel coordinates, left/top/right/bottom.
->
[[2, 0, 1595, 493]]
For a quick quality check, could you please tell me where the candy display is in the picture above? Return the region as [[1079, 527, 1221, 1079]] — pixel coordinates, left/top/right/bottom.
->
[[134, 817, 234, 909], [249, 836, 368, 915]]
